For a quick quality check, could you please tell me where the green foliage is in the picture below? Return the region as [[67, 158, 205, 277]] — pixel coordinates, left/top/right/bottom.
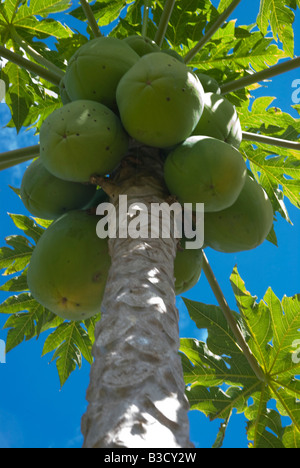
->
[[181, 267, 300, 448], [238, 97, 300, 222], [257, 0, 299, 57], [0, 0, 300, 448]]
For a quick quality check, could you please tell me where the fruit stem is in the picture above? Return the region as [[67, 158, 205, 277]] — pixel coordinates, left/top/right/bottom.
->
[[183, 0, 242, 64], [10, 27, 64, 78], [0, 46, 62, 86], [80, 0, 102, 38], [154, 0, 176, 47], [202, 251, 266, 382], [243, 131, 300, 150], [142, 0, 151, 38], [221, 56, 300, 94], [90, 175, 120, 200], [0, 145, 40, 171]]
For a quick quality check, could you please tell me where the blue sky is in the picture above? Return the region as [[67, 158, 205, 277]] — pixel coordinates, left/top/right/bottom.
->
[[0, 0, 300, 449]]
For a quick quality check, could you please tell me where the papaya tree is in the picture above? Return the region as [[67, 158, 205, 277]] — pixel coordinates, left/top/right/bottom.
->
[[0, 0, 300, 449]]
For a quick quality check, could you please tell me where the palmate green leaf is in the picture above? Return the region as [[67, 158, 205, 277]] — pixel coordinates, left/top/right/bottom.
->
[[231, 268, 300, 445], [22, 92, 61, 133], [0, 292, 38, 315], [153, 0, 216, 48], [2, 299, 60, 352], [0, 0, 25, 24], [241, 143, 300, 222], [1, 62, 35, 133], [42, 322, 94, 387], [13, 0, 71, 21], [14, 16, 71, 39], [188, 28, 287, 78], [110, 0, 157, 38], [180, 300, 261, 424], [257, 0, 297, 57], [70, 0, 127, 28], [0, 1, 71, 62], [0, 235, 33, 276], [239, 97, 300, 139], [0, 48, 61, 132], [237, 97, 300, 221], [0, 268, 28, 292], [180, 305, 257, 389], [181, 268, 300, 448], [9, 213, 46, 244], [283, 423, 300, 448], [0, 290, 61, 351], [54, 32, 89, 64]]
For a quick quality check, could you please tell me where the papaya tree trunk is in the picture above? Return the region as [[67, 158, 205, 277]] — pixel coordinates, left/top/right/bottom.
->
[[81, 147, 193, 448]]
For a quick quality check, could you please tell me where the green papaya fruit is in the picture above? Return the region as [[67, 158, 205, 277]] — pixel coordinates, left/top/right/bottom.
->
[[27, 210, 111, 321], [204, 175, 274, 252], [64, 37, 140, 111], [123, 35, 160, 56], [193, 71, 221, 94], [82, 187, 109, 210], [20, 159, 96, 220], [192, 92, 242, 149], [116, 52, 205, 148], [162, 49, 185, 63], [40, 100, 129, 183], [59, 76, 71, 105], [164, 136, 247, 212], [174, 244, 203, 295]]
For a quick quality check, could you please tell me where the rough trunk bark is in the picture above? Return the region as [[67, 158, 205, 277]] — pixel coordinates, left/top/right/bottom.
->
[[81, 147, 193, 448]]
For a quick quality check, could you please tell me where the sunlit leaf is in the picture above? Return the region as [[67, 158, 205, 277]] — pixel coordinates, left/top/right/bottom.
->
[[181, 267, 300, 447]]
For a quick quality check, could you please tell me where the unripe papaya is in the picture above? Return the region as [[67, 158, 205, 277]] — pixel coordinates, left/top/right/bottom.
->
[[116, 52, 205, 148], [192, 92, 242, 149], [59, 77, 71, 105], [193, 72, 221, 94], [164, 136, 247, 212], [123, 35, 160, 56], [162, 49, 185, 63], [27, 210, 111, 321], [40, 100, 129, 183], [174, 243, 203, 295], [64, 37, 140, 111], [20, 159, 96, 220], [204, 175, 274, 252], [82, 187, 109, 210]]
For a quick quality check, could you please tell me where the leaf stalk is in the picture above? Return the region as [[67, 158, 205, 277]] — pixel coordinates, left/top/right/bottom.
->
[[10, 27, 64, 78], [242, 131, 300, 150], [142, 0, 151, 37], [80, 0, 102, 38], [0, 46, 62, 86], [154, 0, 176, 47], [202, 252, 266, 382], [221, 57, 300, 94], [0, 145, 40, 171], [183, 0, 242, 64]]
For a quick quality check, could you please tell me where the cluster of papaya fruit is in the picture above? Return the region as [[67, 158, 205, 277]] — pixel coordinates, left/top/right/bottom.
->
[[21, 35, 274, 321]]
